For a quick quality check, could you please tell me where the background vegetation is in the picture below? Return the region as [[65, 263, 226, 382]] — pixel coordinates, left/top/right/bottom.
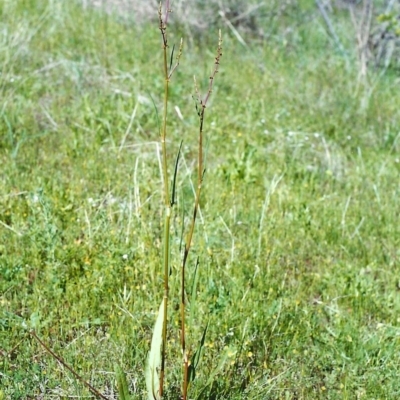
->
[[1, 0, 400, 398]]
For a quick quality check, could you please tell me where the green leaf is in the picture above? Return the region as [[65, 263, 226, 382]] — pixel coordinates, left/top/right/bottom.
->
[[115, 364, 131, 400], [377, 13, 394, 23], [145, 300, 165, 400], [187, 321, 208, 384], [171, 140, 183, 207], [196, 347, 232, 399]]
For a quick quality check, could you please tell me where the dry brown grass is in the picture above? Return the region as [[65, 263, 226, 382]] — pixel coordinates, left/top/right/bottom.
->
[[80, 0, 289, 38], [82, 0, 157, 21]]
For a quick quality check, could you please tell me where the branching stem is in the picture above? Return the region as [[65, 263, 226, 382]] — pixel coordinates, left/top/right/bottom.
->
[[180, 31, 222, 400]]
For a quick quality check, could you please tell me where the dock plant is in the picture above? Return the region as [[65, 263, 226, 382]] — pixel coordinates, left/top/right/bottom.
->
[[145, 1, 222, 400]]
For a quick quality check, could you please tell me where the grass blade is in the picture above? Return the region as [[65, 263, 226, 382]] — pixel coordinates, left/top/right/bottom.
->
[[171, 140, 183, 207], [169, 43, 175, 72], [115, 364, 131, 400], [197, 348, 231, 399], [187, 321, 208, 385]]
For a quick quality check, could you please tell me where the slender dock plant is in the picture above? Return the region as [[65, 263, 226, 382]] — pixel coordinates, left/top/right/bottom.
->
[[145, 2, 183, 399], [146, 1, 222, 399], [158, 1, 183, 396]]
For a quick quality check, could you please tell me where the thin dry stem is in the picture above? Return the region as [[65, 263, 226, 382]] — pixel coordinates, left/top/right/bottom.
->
[[350, 0, 372, 81], [180, 32, 222, 400], [202, 30, 223, 107], [164, 0, 171, 25], [30, 331, 108, 400]]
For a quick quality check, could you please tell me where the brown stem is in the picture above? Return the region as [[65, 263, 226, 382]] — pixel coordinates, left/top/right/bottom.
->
[[30, 331, 109, 400], [181, 32, 222, 400]]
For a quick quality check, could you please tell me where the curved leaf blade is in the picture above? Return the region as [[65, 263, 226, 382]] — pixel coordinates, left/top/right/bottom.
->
[[145, 300, 165, 400]]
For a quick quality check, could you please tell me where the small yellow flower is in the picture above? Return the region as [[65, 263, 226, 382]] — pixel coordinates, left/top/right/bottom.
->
[[227, 350, 236, 357]]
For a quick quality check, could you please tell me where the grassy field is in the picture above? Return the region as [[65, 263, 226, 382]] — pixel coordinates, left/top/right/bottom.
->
[[1, 0, 400, 399]]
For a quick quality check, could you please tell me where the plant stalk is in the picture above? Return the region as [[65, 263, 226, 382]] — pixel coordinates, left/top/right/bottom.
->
[[180, 31, 222, 400], [159, 3, 170, 396]]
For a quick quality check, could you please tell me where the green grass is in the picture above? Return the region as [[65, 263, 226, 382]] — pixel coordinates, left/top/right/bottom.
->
[[1, 0, 400, 399]]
